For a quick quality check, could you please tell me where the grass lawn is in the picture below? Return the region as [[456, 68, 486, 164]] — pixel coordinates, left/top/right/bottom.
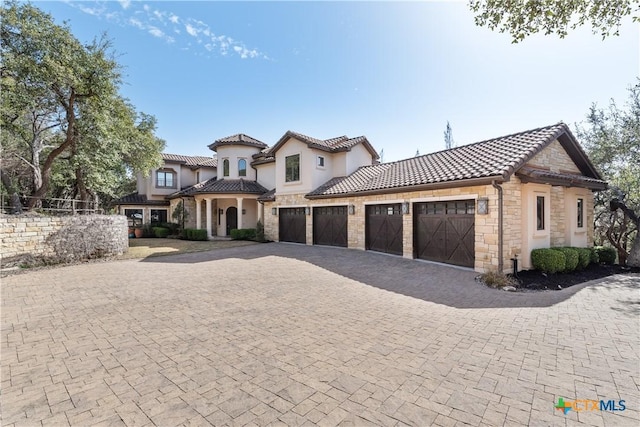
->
[[119, 238, 258, 260]]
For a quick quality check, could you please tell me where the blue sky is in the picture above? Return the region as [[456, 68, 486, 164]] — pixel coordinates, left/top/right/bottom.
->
[[36, 1, 638, 162]]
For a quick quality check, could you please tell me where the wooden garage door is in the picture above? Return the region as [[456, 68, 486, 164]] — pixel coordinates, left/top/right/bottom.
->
[[365, 204, 403, 256], [279, 208, 306, 243], [414, 200, 475, 267], [313, 206, 348, 247]]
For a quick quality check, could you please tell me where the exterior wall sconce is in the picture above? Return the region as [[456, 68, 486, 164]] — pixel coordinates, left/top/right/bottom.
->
[[305, 207, 311, 215], [242, 209, 246, 215], [348, 204, 355, 215], [477, 197, 489, 215], [218, 209, 223, 215], [272, 207, 277, 215], [402, 202, 410, 215]]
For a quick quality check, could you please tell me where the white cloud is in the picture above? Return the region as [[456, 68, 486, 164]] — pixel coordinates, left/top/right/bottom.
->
[[65, 0, 268, 60]]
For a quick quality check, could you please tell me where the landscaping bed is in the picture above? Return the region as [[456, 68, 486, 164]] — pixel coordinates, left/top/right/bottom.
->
[[513, 264, 639, 290]]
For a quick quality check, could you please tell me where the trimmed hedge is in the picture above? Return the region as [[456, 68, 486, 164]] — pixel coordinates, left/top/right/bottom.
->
[[594, 246, 616, 265], [531, 248, 566, 274], [554, 247, 579, 272], [184, 228, 208, 241], [152, 227, 170, 238], [589, 247, 600, 264], [575, 247, 591, 270], [230, 228, 257, 240]]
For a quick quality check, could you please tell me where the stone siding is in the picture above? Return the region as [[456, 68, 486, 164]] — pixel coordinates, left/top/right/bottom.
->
[[0, 214, 128, 263], [526, 140, 580, 173], [550, 186, 566, 246]]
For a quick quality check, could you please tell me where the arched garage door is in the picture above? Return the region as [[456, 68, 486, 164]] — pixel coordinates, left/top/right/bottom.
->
[[279, 208, 306, 243], [365, 204, 403, 255], [313, 206, 348, 247], [413, 200, 475, 267]]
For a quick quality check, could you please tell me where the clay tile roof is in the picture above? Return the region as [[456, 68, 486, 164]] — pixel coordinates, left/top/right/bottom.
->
[[162, 153, 218, 168], [306, 123, 599, 198], [170, 178, 268, 198], [272, 131, 379, 159], [516, 167, 607, 190], [257, 188, 276, 202], [208, 134, 268, 151], [251, 147, 276, 165], [113, 193, 170, 206]]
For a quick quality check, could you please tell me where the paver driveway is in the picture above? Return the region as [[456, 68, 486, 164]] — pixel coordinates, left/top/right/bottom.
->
[[2, 243, 639, 426]]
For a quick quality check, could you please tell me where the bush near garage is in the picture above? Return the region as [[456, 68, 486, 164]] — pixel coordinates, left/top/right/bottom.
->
[[575, 247, 591, 270], [589, 247, 600, 264], [230, 228, 257, 240], [554, 247, 579, 272], [531, 248, 566, 274], [594, 246, 617, 265]]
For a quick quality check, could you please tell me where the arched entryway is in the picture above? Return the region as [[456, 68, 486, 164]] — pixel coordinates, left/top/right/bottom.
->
[[226, 206, 238, 235]]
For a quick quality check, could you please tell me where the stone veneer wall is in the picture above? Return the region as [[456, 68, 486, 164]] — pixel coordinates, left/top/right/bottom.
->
[[0, 213, 128, 263]]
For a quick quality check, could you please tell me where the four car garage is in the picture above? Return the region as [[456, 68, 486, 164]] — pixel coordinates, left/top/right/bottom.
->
[[277, 200, 476, 268]]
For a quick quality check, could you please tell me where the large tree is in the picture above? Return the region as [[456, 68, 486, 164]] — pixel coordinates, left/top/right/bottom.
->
[[576, 81, 640, 267], [0, 1, 163, 210], [469, 0, 639, 43]]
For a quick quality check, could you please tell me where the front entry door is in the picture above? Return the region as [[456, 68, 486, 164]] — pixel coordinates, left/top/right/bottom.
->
[[226, 206, 238, 235]]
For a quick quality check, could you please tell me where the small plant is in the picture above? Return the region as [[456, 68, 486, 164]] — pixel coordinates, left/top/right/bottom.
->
[[153, 227, 170, 238], [553, 247, 579, 272], [594, 246, 616, 265], [172, 201, 189, 234], [184, 228, 208, 241], [531, 248, 566, 274], [480, 271, 518, 289], [575, 247, 591, 270], [230, 228, 257, 240]]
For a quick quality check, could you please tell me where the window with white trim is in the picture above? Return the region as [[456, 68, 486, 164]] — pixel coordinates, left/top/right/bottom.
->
[[238, 159, 247, 177], [285, 154, 300, 182], [536, 196, 545, 230], [317, 156, 325, 168], [577, 198, 584, 228]]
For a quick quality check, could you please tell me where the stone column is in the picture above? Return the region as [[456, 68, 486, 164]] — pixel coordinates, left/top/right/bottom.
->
[[206, 198, 212, 239], [237, 197, 243, 230], [196, 199, 202, 229]]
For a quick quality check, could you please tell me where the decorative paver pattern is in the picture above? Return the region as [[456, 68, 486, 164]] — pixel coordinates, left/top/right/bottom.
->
[[2, 244, 639, 426]]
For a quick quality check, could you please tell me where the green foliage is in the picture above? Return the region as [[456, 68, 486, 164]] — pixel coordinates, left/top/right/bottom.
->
[[531, 248, 566, 274], [589, 247, 600, 264], [230, 228, 257, 241], [480, 271, 517, 289], [256, 220, 265, 242], [184, 228, 208, 241], [172, 201, 189, 230], [0, 1, 163, 208], [595, 246, 617, 264], [575, 248, 592, 270], [141, 223, 155, 238], [152, 227, 170, 238], [469, 0, 639, 43], [553, 248, 579, 272]]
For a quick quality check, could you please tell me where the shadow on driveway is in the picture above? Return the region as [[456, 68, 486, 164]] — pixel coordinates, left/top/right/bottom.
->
[[139, 242, 638, 310]]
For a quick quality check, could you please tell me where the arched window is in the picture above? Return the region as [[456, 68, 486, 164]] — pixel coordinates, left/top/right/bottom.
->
[[238, 159, 247, 177], [223, 159, 229, 177]]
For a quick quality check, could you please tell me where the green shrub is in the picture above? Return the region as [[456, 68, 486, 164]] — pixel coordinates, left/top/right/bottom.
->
[[152, 227, 170, 238], [595, 246, 616, 264], [574, 248, 591, 270], [184, 228, 208, 241], [230, 228, 257, 240], [141, 222, 155, 238], [589, 247, 600, 264], [256, 220, 265, 242], [159, 222, 180, 235], [531, 248, 566, 274], [553, 247, 579, 272]]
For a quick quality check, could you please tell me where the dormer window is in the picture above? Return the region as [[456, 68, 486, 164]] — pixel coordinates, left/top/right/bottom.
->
[[223, 159, 229, 177], [238, 159, 247, 177], [285, 154, 300, 182], [156, 170, 176, 188]]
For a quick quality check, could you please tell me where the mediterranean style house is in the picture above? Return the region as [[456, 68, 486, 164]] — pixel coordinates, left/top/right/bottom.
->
[[115, 123, 606, 273]]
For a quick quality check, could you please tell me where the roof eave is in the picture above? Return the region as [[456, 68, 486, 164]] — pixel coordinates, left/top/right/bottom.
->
[[305, 175, 505, 200]]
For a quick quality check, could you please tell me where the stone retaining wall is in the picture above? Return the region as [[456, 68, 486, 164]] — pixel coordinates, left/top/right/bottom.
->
[[0, 213, 128, 263]]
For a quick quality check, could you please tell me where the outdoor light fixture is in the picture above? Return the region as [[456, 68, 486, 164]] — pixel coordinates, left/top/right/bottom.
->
[[242, 209, 246, 215], [477, 197, 489, 215], [402, 202, 410, 215], [305, 207, 311, 215], [218, 209, 223, 215], [348, 204, 355, 215], [272, 207, 277, 215]]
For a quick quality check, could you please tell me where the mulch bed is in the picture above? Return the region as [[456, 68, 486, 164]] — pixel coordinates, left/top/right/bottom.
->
[[513, 264, 639, 291]]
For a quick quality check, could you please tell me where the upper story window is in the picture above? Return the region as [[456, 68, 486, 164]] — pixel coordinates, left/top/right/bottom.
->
[[238, 159, 247, 177], [536, 195, 545, 230], [317, 156, 325, 168], [223, 159, 229, 177], [577, 198, 584, 228], [156, 170, 176, 188], [285, 154, 300, 182]]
